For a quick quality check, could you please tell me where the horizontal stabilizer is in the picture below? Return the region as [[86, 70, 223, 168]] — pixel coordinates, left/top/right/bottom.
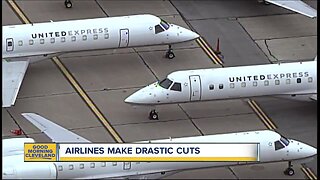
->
[[266, 0, 317, 18], [2, 60, 29, 107], [22, 113, 91, 143]]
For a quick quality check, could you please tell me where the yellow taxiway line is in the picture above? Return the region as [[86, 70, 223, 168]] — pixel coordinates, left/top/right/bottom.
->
[[6, 0, 123, 143], [196, 37, 224, 66], [302, 166, 317, 180], [247, 99, 277, 130]]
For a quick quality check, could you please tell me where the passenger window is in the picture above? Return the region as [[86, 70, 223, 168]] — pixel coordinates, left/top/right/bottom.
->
[[29, 40, 34, 45], [58, 165, 63, 171], [209, 84, 214, 90], [112, 162, 117, 166], [275, 80, 280, 85], [104, 34, 109, 39], [170, 83, 182, 91], [308, 77, 313, 83], [93, 34, 98, 40], [274, 140, 285, 151], [101, 162, 106, 167], [264, 80, 269, 86], [71, 36, 76, 42], [79, 164, 84, 169], [219, 84, 223, 89], [61, 37, 66, 42], [159, 78, 173, 89], [69, 164, 74, 170], [50, 38, 55, 43], [253, 81, 257, 87], [286, 79, 290, 84], [155, 25, 164, 34], [82, 35, 87, 41], [18, 40, 23, 46], [90, 163, 95, 168], [229, 83, 234, 88], [241, 82, 246, 87], [40, 39, 44, 44], [297, 78, 301, 83]]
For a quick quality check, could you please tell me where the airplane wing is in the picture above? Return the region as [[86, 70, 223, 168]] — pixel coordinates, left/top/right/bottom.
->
[[2, 60, 29, 107], [266, 0, 317, 18], [21, 113, 91, 143]]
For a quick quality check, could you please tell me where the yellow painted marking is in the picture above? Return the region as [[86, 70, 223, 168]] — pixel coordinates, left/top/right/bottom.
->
[[196, 37, 223, 66], [247, 99, 277, 130], [6, 0, 31, 24], [305, 167, 317, 180], [7, 0, 123, 143], [59, 157, 257, 162], [52, 57, 123, 143], [301, 167, 315, 180]]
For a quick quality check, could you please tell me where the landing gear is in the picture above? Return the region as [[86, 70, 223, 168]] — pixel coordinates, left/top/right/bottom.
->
[[149, 109, 159, 120], [284, 161, 295, 176], [165, 45, 175, 59], [65, 0, 72, 8]]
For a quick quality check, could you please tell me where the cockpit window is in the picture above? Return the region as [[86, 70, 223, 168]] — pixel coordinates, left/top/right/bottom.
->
[[160, 19, 170, 30], [280, 136, 290, 146], [159, 78, 173, 89], [155, 25, 165, 34], [170, 82, 182, 92], [274, 140, 285, 151]]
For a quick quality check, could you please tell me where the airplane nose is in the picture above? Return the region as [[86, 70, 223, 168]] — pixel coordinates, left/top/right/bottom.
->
[[303, 144, 317, 157], [124, 93, 139, 104]]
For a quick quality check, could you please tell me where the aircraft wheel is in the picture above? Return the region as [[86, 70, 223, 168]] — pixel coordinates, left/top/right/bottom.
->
[[65, 0, 72, 8], [166, 51, 175, 59], [284, 168, 294, 176], [149, 110, 159, 120]]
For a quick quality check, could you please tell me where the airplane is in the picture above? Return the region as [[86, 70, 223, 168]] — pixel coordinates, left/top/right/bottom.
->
[[125, 58, 317, 120], [62, 0, 317, 19], [2, 113, 317, 179], [2, 14, 200, 108]]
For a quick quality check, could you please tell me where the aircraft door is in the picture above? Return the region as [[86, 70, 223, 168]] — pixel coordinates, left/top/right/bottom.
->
[[119, 29, 129, 48], [6, 38, 14, 52], [189, 75, 201, 101], [123, 162, 131, 170]]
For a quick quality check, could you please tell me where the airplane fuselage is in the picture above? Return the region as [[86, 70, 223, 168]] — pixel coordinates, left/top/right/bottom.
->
[[125, 61, 317, 105], [3, 130, 316, 179], [2, 14, 198, 61]]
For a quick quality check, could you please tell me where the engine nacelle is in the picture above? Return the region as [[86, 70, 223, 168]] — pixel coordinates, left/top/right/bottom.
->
[[3, 138, 35, 157]]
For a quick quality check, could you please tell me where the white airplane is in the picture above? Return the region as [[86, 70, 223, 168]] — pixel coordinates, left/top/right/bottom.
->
[[125, 59, 317, 120], [2, 113, 316, 179], [262, 0, 317, 18], [2, 14, 199, 108]]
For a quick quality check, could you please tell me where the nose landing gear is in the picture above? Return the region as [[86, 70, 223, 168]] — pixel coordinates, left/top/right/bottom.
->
[[165, 45, 175, 59], [149, 109, 159, 120], [284, 161, 294, 176]]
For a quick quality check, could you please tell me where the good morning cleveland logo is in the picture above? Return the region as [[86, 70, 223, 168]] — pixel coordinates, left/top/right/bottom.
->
[[24, 144, 57, 162]]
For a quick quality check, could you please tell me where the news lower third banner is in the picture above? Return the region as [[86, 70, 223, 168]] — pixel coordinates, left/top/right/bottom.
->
[[24, 143, 260, 162]]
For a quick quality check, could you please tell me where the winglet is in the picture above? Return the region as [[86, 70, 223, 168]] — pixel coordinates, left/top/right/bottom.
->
[[21, 113, 91, 143]]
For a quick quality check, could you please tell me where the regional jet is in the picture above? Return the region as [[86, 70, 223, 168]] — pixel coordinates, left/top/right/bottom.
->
[[125, 59, 317, 120], [2, 14, 199, 108], [2, 113, 316, 178]]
